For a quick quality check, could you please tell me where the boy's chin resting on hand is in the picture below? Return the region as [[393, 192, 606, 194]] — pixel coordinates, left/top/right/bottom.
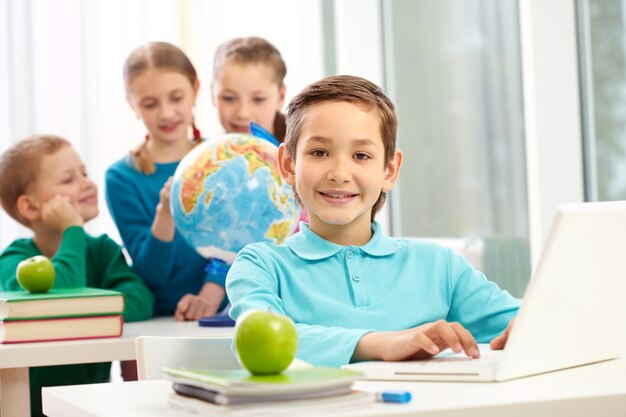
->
[[40, 195, 86, 232]]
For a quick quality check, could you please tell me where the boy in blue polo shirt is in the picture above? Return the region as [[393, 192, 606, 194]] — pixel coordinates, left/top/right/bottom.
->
[[226, 75, 519, 367]]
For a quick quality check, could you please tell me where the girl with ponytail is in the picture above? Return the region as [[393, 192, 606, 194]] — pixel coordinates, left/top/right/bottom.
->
[[106, 42, 227, 323]]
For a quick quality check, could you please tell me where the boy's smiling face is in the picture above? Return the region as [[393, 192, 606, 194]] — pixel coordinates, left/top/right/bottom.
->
[[27, 145, 99, 222], [280, 101, 401, 244]]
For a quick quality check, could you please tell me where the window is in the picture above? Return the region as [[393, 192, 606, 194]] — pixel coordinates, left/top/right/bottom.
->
[[381, 0, 530, 296], [578, 0, 626, 202]]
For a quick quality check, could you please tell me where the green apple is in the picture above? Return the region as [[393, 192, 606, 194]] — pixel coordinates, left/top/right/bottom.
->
[[16, 255, 55, 293], [234, 309, 298, 375]]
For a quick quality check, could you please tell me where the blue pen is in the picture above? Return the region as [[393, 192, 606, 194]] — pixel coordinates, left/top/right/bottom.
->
[[376, 390, 412, 403]]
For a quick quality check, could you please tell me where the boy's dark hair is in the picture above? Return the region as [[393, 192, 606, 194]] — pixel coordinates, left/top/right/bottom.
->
[[0, 134, 70, 226], [284, 75, 398, 220], [123, 41, 201, 174]]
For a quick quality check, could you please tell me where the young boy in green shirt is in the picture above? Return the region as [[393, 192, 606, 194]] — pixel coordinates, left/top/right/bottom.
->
[[0, 134, 154, 417]]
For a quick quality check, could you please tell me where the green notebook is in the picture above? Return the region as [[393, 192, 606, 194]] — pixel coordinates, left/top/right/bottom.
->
[[0, 287, 124, 320], [168, 387, 374, 416], [162, 366, 363, 397]]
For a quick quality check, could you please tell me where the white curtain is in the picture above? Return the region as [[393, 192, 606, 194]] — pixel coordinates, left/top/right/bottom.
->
[[0, 0, 324, 248]]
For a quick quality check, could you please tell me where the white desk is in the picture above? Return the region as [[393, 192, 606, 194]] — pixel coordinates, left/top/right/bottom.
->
[[42, 359, 626, 417], [0, 317, 234, 417]]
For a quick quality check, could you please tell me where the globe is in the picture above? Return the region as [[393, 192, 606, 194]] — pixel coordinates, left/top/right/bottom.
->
[[170, 133, 300, 265]]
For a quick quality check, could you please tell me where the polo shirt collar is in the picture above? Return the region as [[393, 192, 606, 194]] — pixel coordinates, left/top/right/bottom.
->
[[286, 221, 401, 260]]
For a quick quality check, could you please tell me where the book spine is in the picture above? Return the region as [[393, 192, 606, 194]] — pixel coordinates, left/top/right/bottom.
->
[[0, 292, 124, 320], [1, 312, 124, 321], [0, 315, 123, 344], [0, 333, 122, 344], [0, 303, 9, 320], [0, 315, 121, 324]]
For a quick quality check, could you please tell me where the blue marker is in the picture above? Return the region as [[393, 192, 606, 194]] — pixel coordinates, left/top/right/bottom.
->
[[376, 390, 412, 403]]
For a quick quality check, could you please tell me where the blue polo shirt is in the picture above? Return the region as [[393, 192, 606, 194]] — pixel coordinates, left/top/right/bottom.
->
[[226, 222, 520, 367]]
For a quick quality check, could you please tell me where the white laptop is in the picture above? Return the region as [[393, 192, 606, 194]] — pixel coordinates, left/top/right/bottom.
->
[[343, 201, 626, 382]]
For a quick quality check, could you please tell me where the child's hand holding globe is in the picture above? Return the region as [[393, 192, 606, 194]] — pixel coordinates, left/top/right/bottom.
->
[[234, 309, 298, 375]]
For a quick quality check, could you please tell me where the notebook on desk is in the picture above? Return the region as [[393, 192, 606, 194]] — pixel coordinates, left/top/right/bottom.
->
[[344, 201, 626, 382]]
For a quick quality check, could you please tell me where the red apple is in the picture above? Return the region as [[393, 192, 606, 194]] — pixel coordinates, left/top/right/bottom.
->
[[234, 309, 298, 375], [16, 255, 55, 293]]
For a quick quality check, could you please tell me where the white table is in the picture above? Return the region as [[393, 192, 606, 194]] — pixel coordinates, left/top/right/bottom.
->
[[42, 359, 626, 417], [0, 317, 234, 417]]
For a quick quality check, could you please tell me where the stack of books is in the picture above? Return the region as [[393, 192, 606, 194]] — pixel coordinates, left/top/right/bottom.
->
[[0, 287, 125, 343], [163, 365, 374, 416]]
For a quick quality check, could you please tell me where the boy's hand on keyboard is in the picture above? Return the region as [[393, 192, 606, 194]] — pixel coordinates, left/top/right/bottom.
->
[[490, 317, 515, 350], [353, 320, 480, 362]]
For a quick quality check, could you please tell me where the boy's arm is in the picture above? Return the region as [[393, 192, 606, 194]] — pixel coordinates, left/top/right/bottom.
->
[[105, 167, 178, 289], [95, 235, 154, 322], [50, 227, 90, 287], [226, 247, 370, 368], [0, 227, 90, 291], [446, 250, 521, 341]]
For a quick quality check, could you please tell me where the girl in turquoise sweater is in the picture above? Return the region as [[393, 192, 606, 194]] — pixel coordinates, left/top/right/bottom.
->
[[106, 42, 227, 320]]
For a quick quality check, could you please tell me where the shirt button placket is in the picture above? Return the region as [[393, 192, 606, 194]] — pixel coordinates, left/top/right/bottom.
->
[[345, 248, 368, 306]]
